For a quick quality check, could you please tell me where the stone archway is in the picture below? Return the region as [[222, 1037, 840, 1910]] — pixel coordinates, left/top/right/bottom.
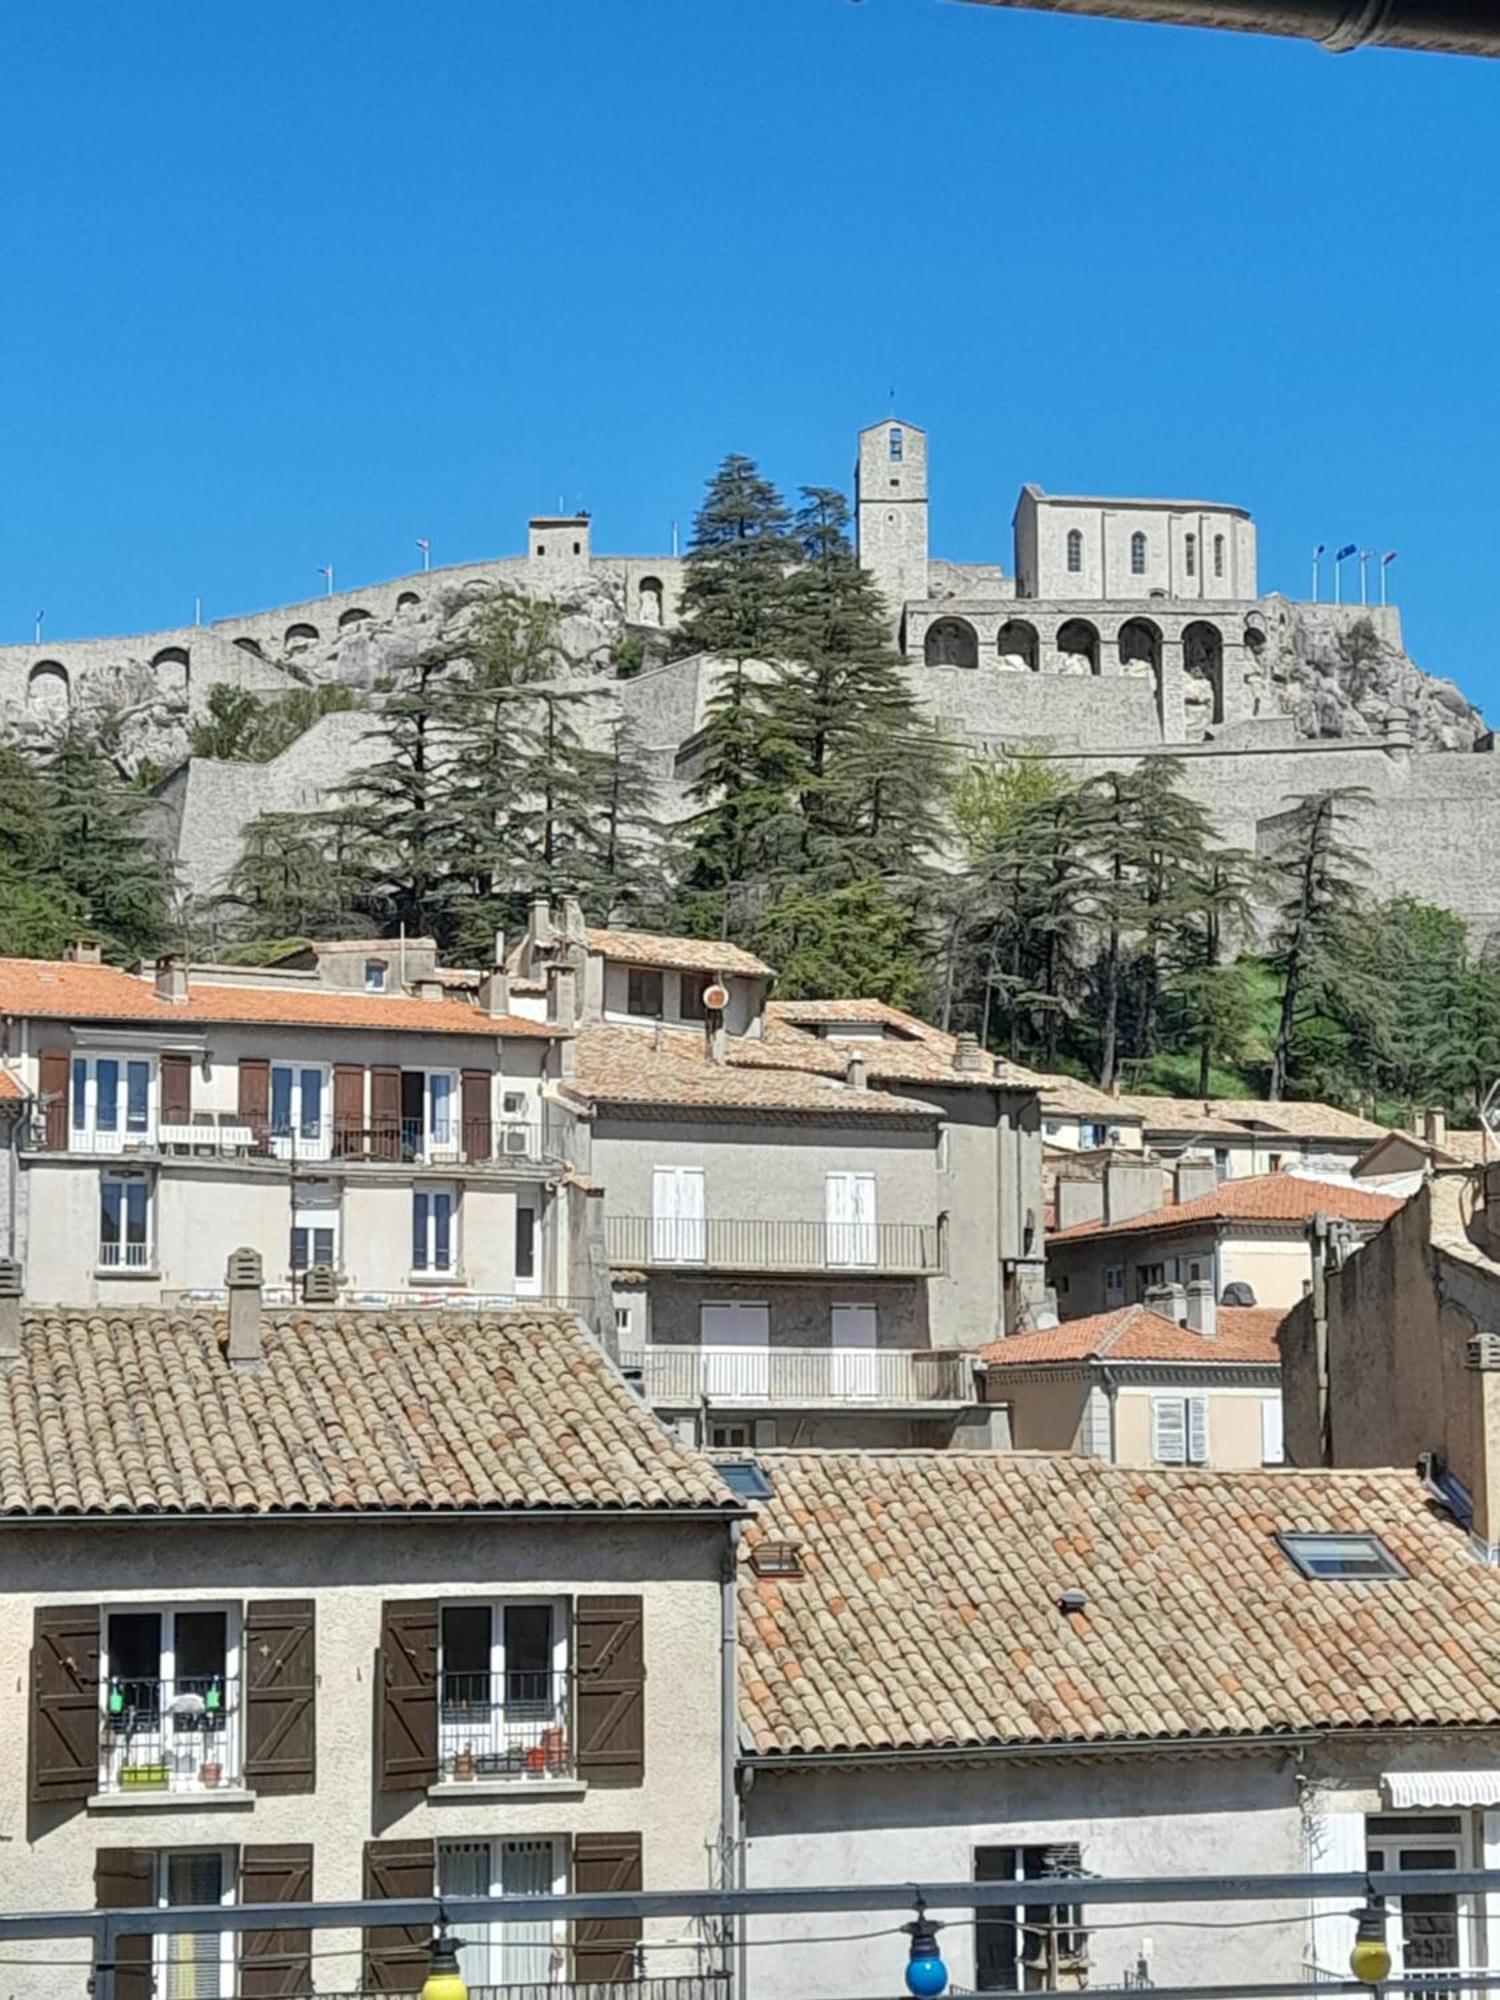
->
[[924, 617, 979, 669], [1118, 618, 1162, 684], [27, 660, 69, 722], [637, 576, 664, 627], [996, 620, 1039, 672], [285, 623, 320, 654], [150, 646, 190, 700], [1183, 621, 1225, 730], [1055, 619, 1100, 676]]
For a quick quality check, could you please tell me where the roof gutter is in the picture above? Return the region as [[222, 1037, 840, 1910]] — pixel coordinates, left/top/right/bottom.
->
[[0, 1502, 748, 1529], [947, 0, 1500, 58]]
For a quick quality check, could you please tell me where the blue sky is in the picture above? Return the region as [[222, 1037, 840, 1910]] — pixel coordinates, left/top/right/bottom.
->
[[3, 0, 1498, 701]]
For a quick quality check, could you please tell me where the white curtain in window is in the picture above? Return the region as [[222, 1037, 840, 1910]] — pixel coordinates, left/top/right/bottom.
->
[[441, 1842, 498, 1989], [164, 1851, 225, 2000], [499, 1840, 557, 1987], [652, 1167, 705, 1263], [826, 1172, 877, 1267]]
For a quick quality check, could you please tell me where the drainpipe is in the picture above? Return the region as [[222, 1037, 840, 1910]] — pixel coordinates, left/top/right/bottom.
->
[[1309, 1213, 1333, 1464], [721, 1519, 743, 1997], [1099, 1364, 1120, 1462]]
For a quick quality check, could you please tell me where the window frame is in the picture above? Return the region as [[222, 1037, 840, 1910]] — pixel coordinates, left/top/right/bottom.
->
[[888, 425, 904, 462], [154, 1844, 237, 1999], [1066, 529, 1083, 575], [1278, 1531, 1407, 1580], [364, 959, 388, 992], [1151, 1394, 1209, 1465], [436, 1599, 570, 1791], [268, 1061, 331, 1160], [71, 1052, 156, 1150], [1185, 532, 1197, 578], [1130, 531, 1147, 577], [975, 1843, 1087, 1991], [625, 965, 665, 1018], [514, 1196, 540, 1294], [1214, 533, 1226, 579], [412, 1182, 459, 1276], [99, 1167, 153, 1272], [436, 1834, 568, 1987], [101, 1603, 241, 1798], [290, 1195, 340, 1275], [1365, 1811, 1473, 1990]]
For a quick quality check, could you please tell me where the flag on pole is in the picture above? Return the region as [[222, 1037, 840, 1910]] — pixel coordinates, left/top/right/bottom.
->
[[1314, 544, 1326, 558], [415, 539, 430, 554], [1336, 543, 1357, 562], [1382, 550, 1398, 565]]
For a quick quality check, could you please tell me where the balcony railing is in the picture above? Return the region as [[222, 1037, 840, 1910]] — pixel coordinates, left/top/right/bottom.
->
[[439, 1670, 574, 1783], [606, 1215, 943, 1276], [97, 1238, 151, 1271], [314, 1979, 730, 2000], [98, 1673, 240, 1796], [25, 1114, 556, 1168], [623, 1344, 974, 1406]]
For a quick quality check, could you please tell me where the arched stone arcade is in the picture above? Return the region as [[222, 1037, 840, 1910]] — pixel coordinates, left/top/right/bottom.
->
[[924, 617, 979, 669], [26, 661, 69, 721], [1056, 619, 1101, 676], [996, 619, 1039, 672], [1183, 620, 1225, 731]]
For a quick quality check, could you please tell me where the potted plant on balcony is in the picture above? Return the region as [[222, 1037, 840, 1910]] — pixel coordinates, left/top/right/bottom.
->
[[452, 1746, 475, 1782], [199, 1757, 223, 1789]]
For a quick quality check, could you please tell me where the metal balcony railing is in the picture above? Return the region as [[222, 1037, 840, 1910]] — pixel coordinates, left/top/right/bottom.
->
[[313, 1979, 730, 2000], [97, 1237, 151, 1271], [606, 1215, 944, 1276], [438, 1670, 574, 1783], [25, 1113, 565, 1168], [98, 1674, 240, 1795], [623, 1344, 975, 1406]]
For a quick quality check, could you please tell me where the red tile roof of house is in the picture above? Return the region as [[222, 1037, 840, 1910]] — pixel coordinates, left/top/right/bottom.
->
[[978, 1304, 1285, 1368], [569, 1024, 940, 1119], [1048, 1172, 1401, 1244], [584, 928, 772, 977], [0, 1069, 23, 1102], [0, 958, 555, 1040]]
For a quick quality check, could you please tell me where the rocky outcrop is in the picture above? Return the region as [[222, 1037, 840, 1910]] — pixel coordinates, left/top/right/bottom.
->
[[1253, 602, 1485, 751]]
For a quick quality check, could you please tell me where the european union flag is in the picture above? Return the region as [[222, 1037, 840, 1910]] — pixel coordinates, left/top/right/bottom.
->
[[1336, 542, 1357, 561]]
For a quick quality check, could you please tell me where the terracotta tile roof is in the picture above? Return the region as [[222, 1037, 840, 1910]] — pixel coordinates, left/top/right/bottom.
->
[[0, 957, 553, 1040], [571, 1025, 939, 1119], [737, 1451, 1500, 1757], [0, 1305, 736, 1517], [1121, 1094, 1388, 1144], [979, 1304, 1285, 1368], [1039, 1073, 1144, 1122], [1435, 1129, 1493, 1167], [0, 1070, 23, 1102], [1049, 1172, 1401, 1244], [585, 927, 772, 977], [739, 1007, 1043, 1093]]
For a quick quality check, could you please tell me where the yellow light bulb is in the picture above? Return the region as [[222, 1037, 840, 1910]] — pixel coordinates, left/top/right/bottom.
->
[[1350, 1906, 1391, 1986], [420, 1973, 468, 2000]]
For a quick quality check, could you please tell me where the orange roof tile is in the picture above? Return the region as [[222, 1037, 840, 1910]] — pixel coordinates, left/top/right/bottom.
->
[[1049, 1172, 1401, 1244], [1121, 1093, 1389, 1143], [0, 1070, 23, 1102], [571, 1024, 939, 1119], [585, 927, 772, 976], [738, 1452, 1500, 1757], [979, 1304, 1284, 1368], [0, 957, 554, 1040]]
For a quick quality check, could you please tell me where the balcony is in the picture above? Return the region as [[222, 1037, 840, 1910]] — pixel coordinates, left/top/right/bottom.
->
[[98, 1674, 240, 1796], [606, 1215, 944, 1277], [315, 1980, 729, 2000], [623, 1344, 975, 1407], [439, 1670, 574, 1784], [25, 1114, 559, 1169]]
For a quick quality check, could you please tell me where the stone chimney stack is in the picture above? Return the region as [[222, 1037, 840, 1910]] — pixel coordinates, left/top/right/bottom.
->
[[225, 1247, 265, 1368], [0, 1259, 21, 1365], [1184, 1277, 1218, 1339], [1425, 1106, 1449, 1151], [529, 897, 554, 951], [155, 954, 189, 1004], [63, 939, 102, 966], [1145, 1280, 1188, 1325], [1174, 1154, 1219, 1205], [479, 959, 512, 1019], [1104, 1158, 1161, 1226], [845, 1051, 869, 1090], [560, 896, 586, 944], [1056, 1176, 1104, 1231], [547, 965, 577, 1028], [952, 1032, 984, 1074]]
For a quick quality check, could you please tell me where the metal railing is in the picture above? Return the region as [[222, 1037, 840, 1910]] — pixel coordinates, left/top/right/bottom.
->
[[623, 1344, 975, 1406], [25, 1113, 560, 1168], [606, 1215, 943, 1275], [312, 1980, 729, 2000], [97, 1238, 151, 1271], [98, 1673, 240, 1796], [439, 1670, 574, 1782]]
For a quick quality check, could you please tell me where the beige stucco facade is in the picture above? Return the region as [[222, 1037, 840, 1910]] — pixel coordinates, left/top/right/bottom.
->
[[1052, 1224, 1312, 1319], [997, 1370, 1279, 1467]]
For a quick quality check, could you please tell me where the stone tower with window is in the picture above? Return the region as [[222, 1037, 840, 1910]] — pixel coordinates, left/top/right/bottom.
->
[[855, 418, 930, 629]]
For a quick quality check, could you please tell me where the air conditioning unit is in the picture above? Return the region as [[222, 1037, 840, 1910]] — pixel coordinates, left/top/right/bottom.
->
[[502, 1126, 531, 1156]]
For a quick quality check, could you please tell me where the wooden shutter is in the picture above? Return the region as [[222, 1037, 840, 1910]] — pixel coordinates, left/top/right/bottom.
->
[[38, 1046, 69, 1150], [333, 1063, 366, 1158], [239, 1057, 271, 1151], [363, 1838, 434, 1993], [29, 1604, 99, 1803], [572, 1831, 643, 1982], [240, 1844, 313, 1998], [462, 1068, 491, 1162], [371, 1065, 401, 1162], [377, 1600, 438, 1791], [245, 1599, 316, 1795], [159, 1050, 192, 1127], [576, 1595, 645, 1786], [95, 1847, 154, 2000]]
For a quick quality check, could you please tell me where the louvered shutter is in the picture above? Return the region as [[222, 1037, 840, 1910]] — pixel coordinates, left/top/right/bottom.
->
[[651, 1166, 679, 1261], [159, 1050, 192, 1127], [378, 1600, 438, 1791], [30, 1604, 99, 1803], [371, 1065, 402, 1161], [1152, 1396, 1186, 1465], [38, 1046, 69, 1150], [244, 1600, 316, 1795], [1262, 1396, 1285, 1465], [462, 1068, 492, 1162], [1187, 1396, 1210, 1465], [1304, 1807, 1365, 1976], [572, 1832, 643, 1982], [95, 1848, 154, 2000], [333, 1064, 366, 1158], [239, 1057, 271, 1151], [363, 1838, 434, 1993], [576, 1596, 645, 1786], [240, 1844, 313, 1998]]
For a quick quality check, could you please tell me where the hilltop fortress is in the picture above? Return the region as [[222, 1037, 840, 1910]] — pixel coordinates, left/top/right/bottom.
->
[[3, 417, 1498, 931]]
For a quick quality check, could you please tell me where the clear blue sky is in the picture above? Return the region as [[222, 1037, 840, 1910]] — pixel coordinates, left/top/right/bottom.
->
[[4, 0, 1498, 702]]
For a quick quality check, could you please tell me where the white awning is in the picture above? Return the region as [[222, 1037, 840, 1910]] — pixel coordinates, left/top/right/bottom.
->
[[1383, 1770, 1500, 1810]]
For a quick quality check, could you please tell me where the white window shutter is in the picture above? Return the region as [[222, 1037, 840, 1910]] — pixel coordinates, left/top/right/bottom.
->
[[1303, 1807, 1366, 1977], [852, 1173, 877, 1266], [1262, 1396, 1285, 1465], [826, 1173, 852, 1267], [1081, 1386, 1112, 1460], [678, 1167, 706, 1263], [1188, 1396, 1210, 1465], [1152, 1397, 1186, 1464]]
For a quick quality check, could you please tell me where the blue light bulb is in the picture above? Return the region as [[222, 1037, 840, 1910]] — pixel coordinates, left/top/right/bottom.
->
[[905, 1951, 948, 1997]]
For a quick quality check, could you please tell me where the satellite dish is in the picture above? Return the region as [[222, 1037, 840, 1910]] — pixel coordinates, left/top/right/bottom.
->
[[703, 983, 730, 1011]]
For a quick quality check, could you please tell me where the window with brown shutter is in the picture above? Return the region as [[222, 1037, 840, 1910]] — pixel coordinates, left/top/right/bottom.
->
[[462, 1069, 492, 1162], [377, 1600, 438, 1791], [239, 1057, 270, 1152], [575, 1596, 645, 1787], [38, 1047, 69, 1150], [244, 1600, 316, 1796], [95, 1847, 154, 2000], [333, 1064, 366, 1159], [159, 1050, 192, 1128], [30, 1604, 99, 1804], [363, 1838, 434, 1993], [371, 1065, 401, 1162], [572, 1831, 643, 1982], [239, 1843, 313, 1998]]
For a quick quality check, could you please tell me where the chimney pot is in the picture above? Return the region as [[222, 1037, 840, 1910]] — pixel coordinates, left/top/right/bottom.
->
[[1184, 1277, 1218, 1339], [480, 965, 512, 1018], [225, 1246, 264, 1368], [1144, 1280, 1188, 1325], [154, 953, 189, 1004], [0, 1258, 21, 1364], [952, 1032, 984, 1074], [529, 896, 554, 950], [1425, 1106, 1449, 1150], [845, 1052, 869, 1090], [301, 1262, 338, 1305], [63, 938, 102, 966]]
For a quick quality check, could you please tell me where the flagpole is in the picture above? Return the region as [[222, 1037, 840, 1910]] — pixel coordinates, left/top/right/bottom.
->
[[1359, 551, 1371, 607], [1312, 545, 1324, 602]]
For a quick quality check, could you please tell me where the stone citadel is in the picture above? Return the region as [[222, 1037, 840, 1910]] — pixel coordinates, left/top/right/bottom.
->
[[2, 417, 1497, 930]]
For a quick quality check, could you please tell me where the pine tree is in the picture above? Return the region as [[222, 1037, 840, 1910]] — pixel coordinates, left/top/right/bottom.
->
[[1169, 848, 1261, 1096], [221, 810, 355, 943], [1266, 786, 1374, 1100], [37, 725, 177, 960]]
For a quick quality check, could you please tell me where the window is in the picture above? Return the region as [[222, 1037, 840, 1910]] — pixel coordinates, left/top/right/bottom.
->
[[438, 1601, 567, 1781], [626, 966, 664, 1017], [1214, 533, 1226, 579], [1130, 531, 1147, 576], [100, 1170, 151, 1270], [679, 971, 711, 1022], [290, 1189, 339, 1274], [1185, 532, 1197, 578], [364, 959, 388, 992], [825, 1170, 877, 1267], [831, 1303, 879, 1397], [269, 1064, 327, 1157], [1135, 1262, 1166, 1299], [1044, 1120, 1060, 1139], [426, 1070, 458, 1153], [1261, 1397, 1284, 1465], [717, 1459, 774, 1500], [975, 1844, 1087, 1991], [157, 1847, 235, 1999], [413, 1185, 457, 1274], [1366, 1814, 1470, 1997], [1066, 529, 1083, 575], [889, 425, 904, 461], [438, 1837, 565, 1985], [102, 1607, 239, 1796], [701, 1301, 771, 1396], [1152, 1395, 1208, 1465], [1081, 1121, 1107, 1149], [72, 1053, 153, 1150], [1279, 1532, 1406, 1580], [1268, 1151, 1285, 1173], [515, 1199, 538, 1292], [653, 1166, 706, 1263], [1104, 1264, 1125, 1306], [712, 1422, 754, 1449], [1214, 1147, 1230, 1182]]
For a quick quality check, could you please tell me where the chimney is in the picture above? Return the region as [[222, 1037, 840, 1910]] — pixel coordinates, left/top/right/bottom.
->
[[952, 1032, 984, 1073], [560, 895, 586, 943], [1464, 1329, 1500, 1559], [1056, 1176, 1104, 1231], [1184, 1277, 1218, 1339], [0, 1258, 21, 1365], [1104, 1158, 1162, 1225], [479, 963, 512, 1019], [1174, 1154, 1219, 1205], [1144, 1280, 1188, 1325], [154, 953, 189, 1004], [1485, 1162, 1500, 1260], [547, 965, 577, 1028], [845, 1051, 869, 1090], [302, 1262, 338, 1305], [225, 1246, 264, 1368], [415, 976, 445, 1002], [1425, 1106, 1449, 1151], [62, 938, 102, 966], [707, 1012, 727, 1065], [529, 896, 554, 950]]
